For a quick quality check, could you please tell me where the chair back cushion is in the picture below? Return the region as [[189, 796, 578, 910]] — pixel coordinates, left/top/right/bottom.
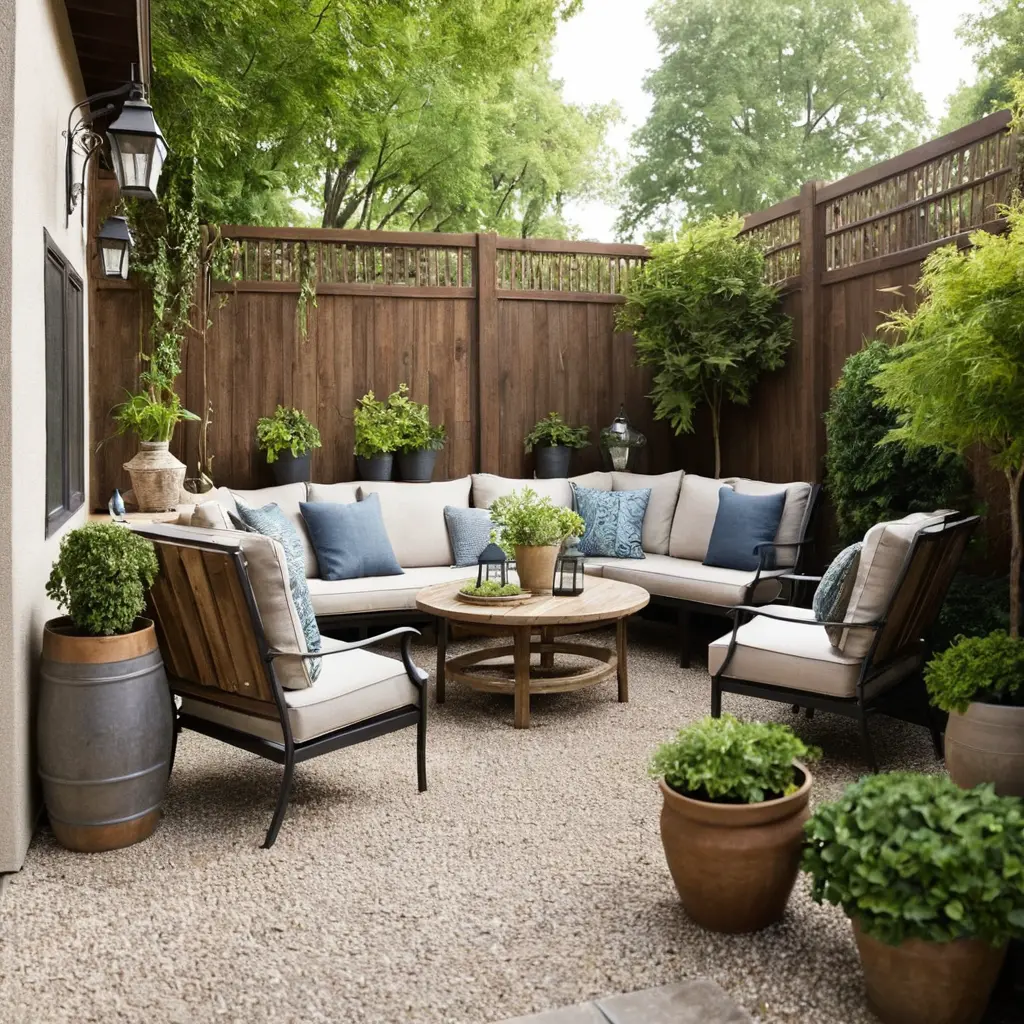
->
[[611, 470, 682, 555], [669, 475, 734, 561], [703, 487, 786, 571], [300, 495, 404, 581], [572, 484, 650, 559], [357, 476, 471, 567], [813, 542, 862, 644], [444, 506, 495, 567], [730, 479, 813, 568]]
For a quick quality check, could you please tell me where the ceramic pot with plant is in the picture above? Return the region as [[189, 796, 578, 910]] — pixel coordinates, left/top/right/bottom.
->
[[256, 405, 322, 485], [114, 388, 198, 512], [390, 383, 446, 483], [649, 714, 818, 933], [524, 413, 590, 479], [925, 630, 1024, 796], [40, 524, 173, 853], [353, 389, 399, 480], [804, 772, 1024, 1024], [488, 487, 584, 594]]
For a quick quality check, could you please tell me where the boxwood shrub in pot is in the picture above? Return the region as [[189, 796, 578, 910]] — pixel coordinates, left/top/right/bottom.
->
[[523, 413, 590, 479], [41, 524, 173, 852], [926, 630, 1024, 796], [255, 405, 322, 485], [803, 772, 1024, 1024], [648, 714, 819, 933], [353, 389, 399, 480]]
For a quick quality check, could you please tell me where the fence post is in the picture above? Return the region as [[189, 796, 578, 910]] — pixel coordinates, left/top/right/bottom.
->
[[798, 180, 825, 483], [476, 232, 499, 473]]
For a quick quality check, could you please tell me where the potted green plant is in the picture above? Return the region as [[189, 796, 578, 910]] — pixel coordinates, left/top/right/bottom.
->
[[390, 383, 447, 483], [488, 487, 584, 593], [255, 406, 322, 485], [353, 389, 399, 480], [649, 714, 818, 933], [925, 630, 1024, 796], [40, 524, 172, 852], [804, 773, 1024, 1024], [524, 413, 590, 478]]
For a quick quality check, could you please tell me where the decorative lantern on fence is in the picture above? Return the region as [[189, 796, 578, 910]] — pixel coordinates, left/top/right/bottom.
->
[[97, 216, 134, 279], [600, 405, 646, 472], [552, 539, 585, 597], [477, 539, 508, 588]]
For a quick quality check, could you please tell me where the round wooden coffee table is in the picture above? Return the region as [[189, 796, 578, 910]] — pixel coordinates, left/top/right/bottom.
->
[[416, 577, 650, 728]]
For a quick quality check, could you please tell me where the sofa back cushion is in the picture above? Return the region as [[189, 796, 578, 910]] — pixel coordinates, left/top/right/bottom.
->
[[358, 476, 471, 567], [191, 500, 233, 531], [730, 479, 813, 569], [306, 482, 359, 505], [471, 474, 573, 509], [669, 475, 734, 561], [612, 470, 682, 555], [570, 471, 613, 492]]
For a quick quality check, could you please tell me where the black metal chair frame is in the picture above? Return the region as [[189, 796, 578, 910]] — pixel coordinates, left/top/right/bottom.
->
[[710, 514, 979, 770], [147, 532, 428, 849]]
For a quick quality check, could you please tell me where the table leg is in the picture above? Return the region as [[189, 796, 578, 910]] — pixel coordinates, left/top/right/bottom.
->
[[540, 625, 554, 669], [436, 616, 447, 704], [513, 626, 531, 729], [616, 618, 629, 703]]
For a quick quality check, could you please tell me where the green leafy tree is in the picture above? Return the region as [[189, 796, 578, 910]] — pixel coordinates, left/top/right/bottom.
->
[[873, 203, 1024, 637], [618, 0, 927, 234], [616, 216, 792, 477]]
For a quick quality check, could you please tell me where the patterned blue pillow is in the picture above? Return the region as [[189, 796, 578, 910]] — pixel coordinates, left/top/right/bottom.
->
[[572, 484, 651, 559], [234, 501, 322, 681], [814, 542, 862, 645], [444, 506, 495, 567]]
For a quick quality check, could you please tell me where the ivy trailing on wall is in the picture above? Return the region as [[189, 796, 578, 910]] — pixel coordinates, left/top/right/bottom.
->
[[296, 240, 318, 340]]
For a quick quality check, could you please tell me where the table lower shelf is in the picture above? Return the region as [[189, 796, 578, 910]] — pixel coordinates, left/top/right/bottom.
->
[[446, 641, 616, 695]]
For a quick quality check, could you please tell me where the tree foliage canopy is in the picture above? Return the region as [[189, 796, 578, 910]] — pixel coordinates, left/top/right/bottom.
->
[[618, 0, 927, 235]]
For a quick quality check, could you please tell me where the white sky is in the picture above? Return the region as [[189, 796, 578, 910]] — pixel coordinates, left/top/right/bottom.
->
[[551, 0, 981, 240]]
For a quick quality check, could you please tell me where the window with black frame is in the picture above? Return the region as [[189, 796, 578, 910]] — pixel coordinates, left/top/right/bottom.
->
[[44, 231, 84, 537]]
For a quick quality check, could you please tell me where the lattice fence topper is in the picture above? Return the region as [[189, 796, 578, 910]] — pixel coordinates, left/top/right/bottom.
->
[[495, 248, 645, 295], [743, 212, 801, 285]]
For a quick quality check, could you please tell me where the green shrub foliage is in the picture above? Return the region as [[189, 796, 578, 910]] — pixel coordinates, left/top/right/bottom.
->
[[46, 524, 159, 636], [488, 487, 585, 554], [824, 341, 969, 545], [932, 573, 1010, 654], [255, 405, 322, 463], [523, 412, 590, 452], [352, 389, 400, 458], [387, 383, 446, 454], [803, 773, 1024, 946], [459, 580, 523, 597], [925, 630, 1024, 713], [649, 714, 820, 804]]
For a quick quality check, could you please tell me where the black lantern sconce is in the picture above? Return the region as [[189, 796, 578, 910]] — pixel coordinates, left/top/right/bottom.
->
[[477, 540, 509, 588], [552, 539, 585, 597], [97, 216, 134, 280], [600, 405, 647, 472]]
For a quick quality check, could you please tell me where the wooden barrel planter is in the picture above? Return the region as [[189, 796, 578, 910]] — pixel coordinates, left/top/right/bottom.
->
[[39, 617, 174, 852]]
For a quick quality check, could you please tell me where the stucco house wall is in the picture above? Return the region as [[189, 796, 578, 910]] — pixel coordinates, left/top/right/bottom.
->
[[0, 0, 90, 874]]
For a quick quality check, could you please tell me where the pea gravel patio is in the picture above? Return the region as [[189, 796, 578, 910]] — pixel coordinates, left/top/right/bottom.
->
[[0, 623, 943, 1024]]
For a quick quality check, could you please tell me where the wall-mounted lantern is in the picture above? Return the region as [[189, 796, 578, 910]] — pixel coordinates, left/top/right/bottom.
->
[[97, 216, 134, 279]]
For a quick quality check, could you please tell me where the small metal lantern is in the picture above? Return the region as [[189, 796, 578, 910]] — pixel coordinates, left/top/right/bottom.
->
[[98, 216, 134, 279], [601, 405, 646, 472], [477, 541, 508, 588], [553, 539, 585, 597]]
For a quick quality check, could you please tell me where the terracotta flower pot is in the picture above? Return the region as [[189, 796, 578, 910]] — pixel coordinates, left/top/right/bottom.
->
[[658, 763, 811, 933], [514, 544, 560, 594], [945, 702, 1024, 797], [852, 918, 1007, 1024], [123, 441, 186, 512]]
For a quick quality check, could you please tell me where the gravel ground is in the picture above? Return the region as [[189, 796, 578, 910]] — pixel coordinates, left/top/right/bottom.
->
[[0, 622, 944, 1024]]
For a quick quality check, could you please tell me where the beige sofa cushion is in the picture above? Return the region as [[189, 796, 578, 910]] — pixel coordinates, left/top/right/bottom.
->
[[307, 566, 475, 617], [202, 486, 239, 516], [669, 475, 733, 561], [570, 471, 613, 491], [306, 482, 359, 504], [179, 639, 421, 743], [191, 501, 233, 531], [708, 607, 922, 699], [840, 512, 950, 657], [588, 553, 783, 607], [357, 477, 471, 568], [731, 479, 813, 568], [612, 470, 682, 555], [471, 474, 573, 509]]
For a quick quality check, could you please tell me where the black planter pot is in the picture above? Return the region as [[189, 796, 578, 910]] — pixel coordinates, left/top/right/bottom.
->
[[271, 451, 311, 485], [397, 449, 439, 483], [534, 445, 572, 479], [355, 453, 394, 481]]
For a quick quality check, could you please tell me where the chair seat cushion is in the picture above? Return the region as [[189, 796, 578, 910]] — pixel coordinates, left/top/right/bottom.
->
[[178, 639, 421, 744], [582, 553, 784, 607], [308, 565, 477, 617], [708, 610, 922, 699]]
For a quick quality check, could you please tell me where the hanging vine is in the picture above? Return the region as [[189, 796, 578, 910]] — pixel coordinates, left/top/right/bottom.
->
[[296, 240, 318, 339]]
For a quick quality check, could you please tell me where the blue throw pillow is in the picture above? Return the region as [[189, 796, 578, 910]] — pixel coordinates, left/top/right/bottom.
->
[[703, 487, 786, 572], [444, 506, 495, 567], [572, 484, 650, 559], [814, 542, 862, 644], [234, 501, 322, 681], [299, 494, 404, 582]]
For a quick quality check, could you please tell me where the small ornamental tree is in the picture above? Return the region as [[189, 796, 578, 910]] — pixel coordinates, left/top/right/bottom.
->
[[616, 215, 792, 477], [874, 202, 1024, 637]]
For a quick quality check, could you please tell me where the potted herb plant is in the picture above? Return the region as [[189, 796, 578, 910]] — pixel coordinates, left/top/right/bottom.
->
[[40, 524, 173, 852], [649, 714, 818, 933], [925, 630, 1024, 796], [524, 413, 590, 479], [353, 389, 399, 481], [804, 773, 1024, 1024], [390, 383, 447, 483], [255, 406, 322, 485], [488, 487, 584, 593]]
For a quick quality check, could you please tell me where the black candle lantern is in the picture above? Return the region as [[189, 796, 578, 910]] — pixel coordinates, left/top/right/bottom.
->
[[553, 539, 585, 596], [477, 540, 508, 588]]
